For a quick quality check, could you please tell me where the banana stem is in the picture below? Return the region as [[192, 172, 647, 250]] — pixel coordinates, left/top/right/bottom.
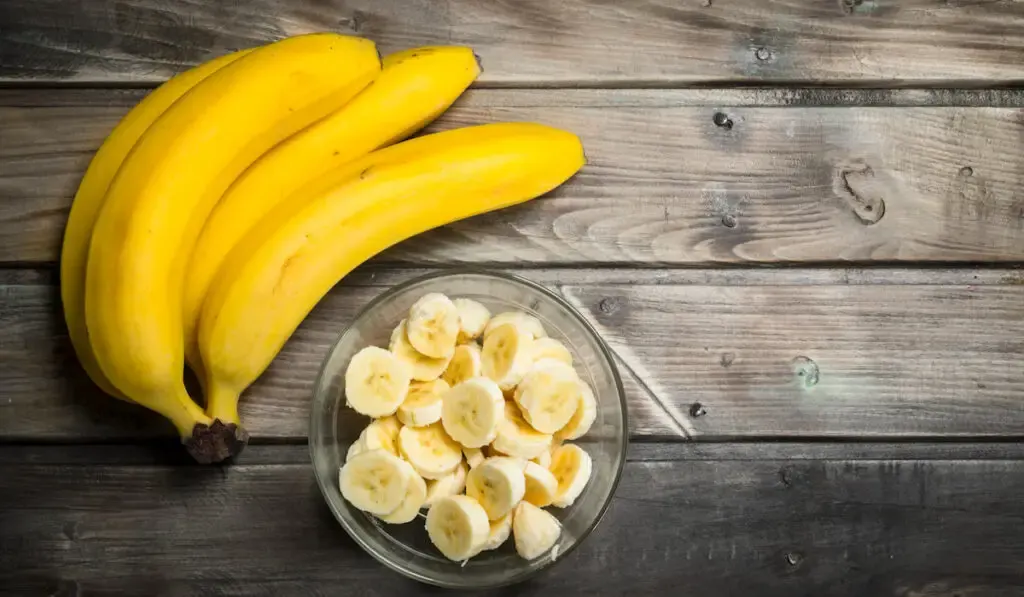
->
[[205, 378, 242, 427], [152, 385, 212, 439]]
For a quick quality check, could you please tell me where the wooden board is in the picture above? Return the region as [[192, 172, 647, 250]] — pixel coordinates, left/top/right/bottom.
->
[[2, 443, 1024, 596], [3, 89, 1024, 265], [4, 267, 1023, 442], [2, 0, 1024, 85]]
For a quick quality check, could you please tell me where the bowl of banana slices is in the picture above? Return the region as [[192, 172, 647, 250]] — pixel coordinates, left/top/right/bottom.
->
[[310, 270, 627, 587]]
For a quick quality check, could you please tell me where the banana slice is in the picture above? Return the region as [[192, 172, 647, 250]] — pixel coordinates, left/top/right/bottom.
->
[[379, 469, 427, 524], [484, 311, 547, 341], [442, 343, 483, 387], [441, 377, 505, 448], [390, 319, 453, 381], [398, 422, 463, 480], [465, 456, 527, 520], [344, 346, 411, 417], [453, 298, 491, 344], [339, 449, 414, 515], [481, 511, 513, 551], [522, 460, 559, 507], [549, 443, 593, 508], [513, 501, 561, 561], [406, 293, 459, 358], [463, 447, 486, 469], [531, 448, 552, 469], [481, 323, 534, 391], [425, 495, 490, 561], [424, 461, 467, 508], [348, 415, 402, 460], [492, 400, 553, 460], [530, 337, 573, 366], [555, 380, 597, 441], [514, 359, 582, 434], [397, 378, 449, 427]]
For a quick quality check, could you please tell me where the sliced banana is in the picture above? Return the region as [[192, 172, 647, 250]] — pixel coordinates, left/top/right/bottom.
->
[[406, 293, 459, 359], [379, 469, 427, 524], [465, 456, 527, 520], [463, 447, 486, 469], [442, 343, 483, 387], [339, 449, 413, 515], [481, 511, 513, 551], [425, 495, 490, 561], [513, 501, 561, 561], [531, 448, 552, 469], [530, 337, 573, 366], [396, 378, 449, 427], [441, 377, 505, 448], [549, 443, 593, 508], [424, 461, 468, 508], [555, 380, 597, 441], [398, 422, 463, 480], [344, 346, 411, 417], [514, 359, 582, 434], [484, 311, 547, 341], [481, 323, 534, 391], [522, 460, 559, 507], [492, 400, 553, 460], [453, 298, 491, 344], [389, 319, 453, 381], [348, 415, 402, 460]]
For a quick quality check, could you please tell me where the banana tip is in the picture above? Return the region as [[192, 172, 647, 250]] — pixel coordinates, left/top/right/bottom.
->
[[184, 419, 249, 464]]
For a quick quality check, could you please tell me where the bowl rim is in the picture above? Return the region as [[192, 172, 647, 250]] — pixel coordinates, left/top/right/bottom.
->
[[309, 267, 629, 588]]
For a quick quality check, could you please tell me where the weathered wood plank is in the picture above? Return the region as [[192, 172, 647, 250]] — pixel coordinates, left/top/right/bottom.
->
[[2, 444, 1023, 596], [2, 89, 1024, 265], [2, 0, 1024, 85], [3, 268, 1023, 442]]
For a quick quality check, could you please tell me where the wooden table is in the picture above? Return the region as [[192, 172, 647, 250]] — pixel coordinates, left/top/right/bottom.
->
[[2, 1, 1024, 595]]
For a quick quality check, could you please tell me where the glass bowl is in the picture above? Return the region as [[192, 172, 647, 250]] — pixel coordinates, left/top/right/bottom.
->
[[310, 270, 627, 588]]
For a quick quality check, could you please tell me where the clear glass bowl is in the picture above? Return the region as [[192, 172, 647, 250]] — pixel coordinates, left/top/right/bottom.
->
[[310, 270, 628, 588]]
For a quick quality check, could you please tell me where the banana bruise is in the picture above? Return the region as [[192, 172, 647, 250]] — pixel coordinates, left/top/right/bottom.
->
[[198, 122, 585, 437], [85, 34, 380, 463]]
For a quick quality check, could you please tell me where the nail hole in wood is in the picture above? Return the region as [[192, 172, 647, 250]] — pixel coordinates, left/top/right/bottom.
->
[[720, 352, 735, 368], [786, 552, 803, 567], [712, 112, 733, 130], [721, 214, 737, 228], [959, 166, 974, 177], [755, 47, 772, 61], [689, 402, 707, 417]]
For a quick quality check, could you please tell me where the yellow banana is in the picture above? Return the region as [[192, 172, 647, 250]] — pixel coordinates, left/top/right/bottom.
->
[[85, 34, 380, 462], [197, 123, 585, 428], [183, 46, 480, 373], [60, 49, 252, 402]]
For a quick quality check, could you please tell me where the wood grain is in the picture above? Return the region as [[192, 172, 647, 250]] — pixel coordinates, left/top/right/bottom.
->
[[3, 268, 1023, 442], [2, 0, 1024, 85], [2, 443, 1023, 596], [2, 89, 1024, 265]]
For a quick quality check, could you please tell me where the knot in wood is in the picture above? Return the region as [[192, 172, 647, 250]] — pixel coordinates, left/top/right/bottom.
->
[[785, 551, 804, 567], [720, 352, 735, 368], [755, 47, 772, 61], [833, 162, 885, 225], [712, 112, 734, 130], [792, 356, 819, 389], [598, 297, 622, 314], [689, 402, 707, 418]]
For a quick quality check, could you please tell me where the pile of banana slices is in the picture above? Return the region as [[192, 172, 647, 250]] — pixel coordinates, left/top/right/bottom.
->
[[339, 293, 597, 562]]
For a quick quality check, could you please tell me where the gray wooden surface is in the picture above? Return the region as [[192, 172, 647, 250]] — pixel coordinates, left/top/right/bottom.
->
[[1, 0, 1023, 595]]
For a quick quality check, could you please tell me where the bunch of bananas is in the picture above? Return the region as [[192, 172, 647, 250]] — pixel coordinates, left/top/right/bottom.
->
[[61, 33, 585, 463]]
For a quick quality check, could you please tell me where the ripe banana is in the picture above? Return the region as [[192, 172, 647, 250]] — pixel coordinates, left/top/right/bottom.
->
[[484, 312, 547, 341], [396, 378, 449, 427], [530, 337, 573, 366], [398, 422, 463, 479], [453, 298, 491, 343], [379, 470, 428, 524], [522, 460, 559, 507], [482, 323, 535, 391], [440, 377, 505, 448], [515, 359, 582, 434], [492, 400, 553, 460], [60, 49, 251, 401], [555, 380, 597, 441], [463, 447, 486, 469], [466, 456, 527, 520], [345, 346, 411, 417], [85, 33, 380, 462], [442, 343, 483, 387], [346, 416, 402, 461], [182, 46, 479, 368], [390, 320, 453, 381], [481, 512, 514, 551], [549, 443, 593, 508], [513, 501, 561, 560], [424, 461, 468, 508], [425, 495, 490, 561], [197, 123, 585, 437], [340, 448, 416, 515], [406, 293, 460, 358]]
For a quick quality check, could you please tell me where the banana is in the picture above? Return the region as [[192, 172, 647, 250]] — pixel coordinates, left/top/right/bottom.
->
[[339, 449, 416, 515], [465, 457, 527, 520], [197, 122, 585, 443], [440, 377, 505, 448], [481, 512, 513, 551], [492, 400, 553, 460], [424, 461, 468, 508], [532, 448, 553, 469], [397, 378, 449, 427], [390, 320, 453, 382], [513, 501, 561, 561], [481, 323, 534, 391], [514, 359, 582, 434], [453, 298, 491, 343], [60, 49, 251, 402], [484, 312, 547, 341], [86, 34, 380, 463], [530, 337, 573, 366], [442, 343, 483, 387], [463, 447, 486, 469], [183, 46, 480, 368], [345, 347, 411, 417], [406, 293, 460, 359], [379, 470, 428, 524], [522, 460, 559, 508], [549, 443, 593, 508], [347, 415, 402, 460], [555, 380, 597, 441], [398, 422, 463, 479], [425, 495, 490, 561]]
